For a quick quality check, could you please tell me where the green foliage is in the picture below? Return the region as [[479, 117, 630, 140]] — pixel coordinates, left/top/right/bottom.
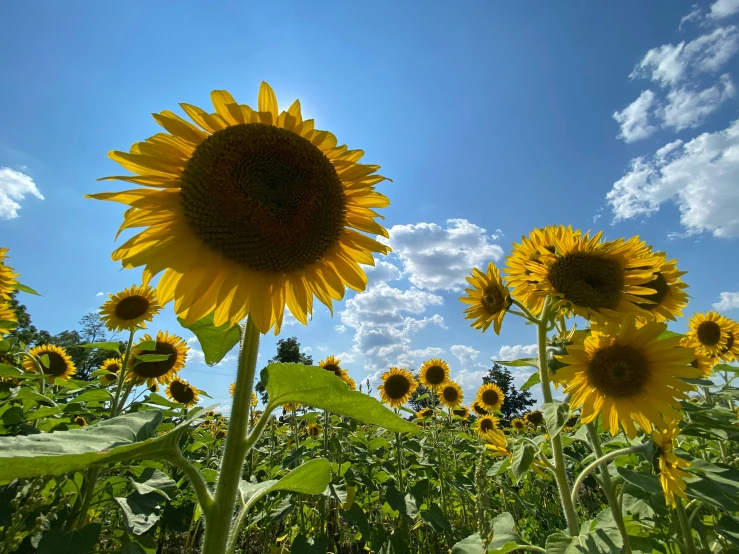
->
[[255, 336, 313, 402], [482, 363, 536, 420], [177, 312, 241, 366]]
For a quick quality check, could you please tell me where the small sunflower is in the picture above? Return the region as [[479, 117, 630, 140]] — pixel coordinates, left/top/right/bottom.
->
[[554, 319, 698, 438], [459, 262, 511, 334], [416, 408, 434, 419], [307, 423, 322, 439], [418, 358, 451, 390], [251, 391, 258, 407], [127, 331, 188, 388], [564, 414, 580, 429], [0, 301, 17, 335], [282, 403, 301, 411], [474, 414, 500, 439], [476, 383, 505, 412], [452, 406, 470, 419], [653, 421, 690, 507], [484, 429, 509, 456], [634, 254, 689, 322], [320, 355, 346, 378], [685, 312, 736, 360], [511, 418, 527, 431], [73, 416, 87, 427], [88, 82, 391, 335], [470, 401, 489, 416], [524, 410, 544, 426], [439, 381, 464, 409], [166, 377, 200, 408], [24, 345, 76, 382], [100, 284, 160, 333], [101, 358, 123, 373], [378, 367, 418, 408], [229, 382, 235, 397], [101, 371, 119, 385], [0, 248, 19, 299]]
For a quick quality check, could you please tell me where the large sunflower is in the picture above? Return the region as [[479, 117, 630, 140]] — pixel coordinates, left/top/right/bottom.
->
[[510, 227, 661, 323], [24, 345, 76, 382], [634, 254, 689, 322], [127, 331, 188, 387], [474, 414, 500, 439], [0, 248, 19, 299], [476, 383, 504, 412], [685, 312, 736, 359], [166, 377, 200, 408], [100, 284, 160, 332], [554, 319, 698, 438], [418, 358, 451, 390], [652, 421, 690, 507], [88, 83, 391, 335], [439, 381, 464, 409], [460, 262, 511, 334], [319, 355, 354, 387], [0, 301, 17, 336], [378, 367, 418, 408]]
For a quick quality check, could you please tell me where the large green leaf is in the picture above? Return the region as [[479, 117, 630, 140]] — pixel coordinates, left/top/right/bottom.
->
[[341, 503, 371, 540], [261, 363, 417, 433], [545, 527, 623, 553], [420, 503, 452, 535], [616, 468, 662, 494], [386, 485, 418, 521], [510, 441, 537, 483], [178, 313, 241, 366], [238, 458, 331, 508], [487, 512, 531, 553], [495, 358, 538, 368], [131, 468, 177, 500], [543, 400, 569, 438], [78, 342, 122, 353], [451, 534, 485, 554], [36, 523, 101, 554], [0, 363, 45, 380], [115, 491, 162, 535], [520, 372, 540, 391]]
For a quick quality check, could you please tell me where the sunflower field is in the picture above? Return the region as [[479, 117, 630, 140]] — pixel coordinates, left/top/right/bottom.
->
[[1, 83, 738, 554]]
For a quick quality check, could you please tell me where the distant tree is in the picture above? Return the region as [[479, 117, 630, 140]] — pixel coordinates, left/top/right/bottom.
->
[[482, 362, 535, 421], [408, 380, 432, 412], [8, 292, 52, 346], [254, 337, 313, 403]]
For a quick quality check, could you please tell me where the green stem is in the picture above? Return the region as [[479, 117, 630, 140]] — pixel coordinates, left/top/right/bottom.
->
[[74, 467, 101, 529], [201, 317, 261, 554], [537, 301, 579, 536], [166, 447, 214, 514], [111, 330, 136, 417], [675, 498, 696, 554]]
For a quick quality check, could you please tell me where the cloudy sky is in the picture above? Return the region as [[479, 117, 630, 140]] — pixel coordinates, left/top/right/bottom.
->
[[2, 1, 738, 411]]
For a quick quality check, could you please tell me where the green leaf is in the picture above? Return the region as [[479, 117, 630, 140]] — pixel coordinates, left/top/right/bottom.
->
[[657, 330, 683, 341], [681, 377, 714, 386], [78, 342, 122, 353], [37, 523, 101, 554], [178, 313, 241, 366], [543, 400, 569, 438], [291, 534, 329, 554], [115, 492, 162, 535], [495, 358, 538, 368], [131, 468, 177, 500], [545, 532, 574, 554], [520, 371, 540, 391], [386, 485, 418, 521], [72, 389, 113, 404], [13, 282, 41, 295], [0, 364, 44, 380], [510, 441, 537, 483], [684, 462, 739, 511], [261, 363, 417, 433], [420, 503, 452, 535], [239, 458, 331, 508], [545, 527, 623, 553], [487, 512, 531, 553], [451, 534, 485, 554], [134, 354, 171, 363], [616, 468, 662, 494], [341, 503, 371, 540], [715, 516, 739, 548], [712, 363, 739, 373]]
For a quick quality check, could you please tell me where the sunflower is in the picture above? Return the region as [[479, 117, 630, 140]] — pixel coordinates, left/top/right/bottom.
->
[[470, 401, 489, 416], [416, 408, 433, 419], [127, 331, 188, 387], [476, 383, 504, 411], [101, 371, 119, 385], [320, 355, 355, 387], [282, 403, 301, 411], [73, 416, 87, 427], [483, 429, 509, 456], [680, 339, 715, 377], [251, 391, 258, 407], [509, 227, 661, 323], [564, 414, 580, 429], [378, 367, 417, 408], [100, 284, 160, 332], [307, 423, 322, 439], [88, 83, 391, 335], [452, 406, 470, 419], [653, 421, 690, 507], [554, 319, 698, 438], [474, 414, 500, 439], [685, 312, 736, 359], [439, 381, 464, 409], [460, 262, 511, 334], [718, 319, 739, 363], [166, 377, 200, 408], [23, 345, 76, 382], [524, 410, 544, 426], [511, 418, 526, 431], [0, 248, 19, 299], [634, 254, 689, 322], [343, 375, 357, 390], [229, 382, 235, 397], [101, 358, 123, 373], [418, 358, 451, 390], [0, 301, 17, 335]]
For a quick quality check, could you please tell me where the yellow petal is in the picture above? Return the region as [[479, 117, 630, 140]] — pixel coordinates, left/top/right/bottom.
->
[[258, 82, 279, 124]]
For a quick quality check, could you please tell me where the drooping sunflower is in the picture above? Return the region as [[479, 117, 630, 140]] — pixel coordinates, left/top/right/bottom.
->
[[100, 284, 161, 332], [652, 421, 690, 507], [343, 375, 357, 390], [554, 319, 698, 438], [307, 423, 322, 439], [418, 358, 451, 390], [0, 301, 17, 335], [416, 407, 434, 419], [88, 83, 391, 335], [474, 414, 500, 439], [685, 312, 736, 359], [24, 345, 76, 382], [483, 429, 509, 456], [439, 381, 464, 409], [282, 403, 301, 412], [378, 367, 418, 408], [320, 354, 354, 387], [452, 406, 470, 419], [470, 401, 489, 416], [634, 254, 689, 322], [476, 383, 505, 412], [524, 410, 544, 427], [166, 377, 200, 408], [509, 227, 662, 324], [459, 262, 511, 334], [0, 248, 19, 299], [74, 416, 87, 427], [127, 331, 188, 388], [511, 418, 526, 431]]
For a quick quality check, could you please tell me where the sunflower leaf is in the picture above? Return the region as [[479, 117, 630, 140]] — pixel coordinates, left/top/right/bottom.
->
[[494, 358, 538, 368], [261, 363, 417, 433], [510, 441, 537, 483], [542, 400, 569, 438], [12, 282, 41, 296], [178, 313, 241, 366], [0, 364, 45, 380], [520, 371, 540, 391], [78, 342, 123, 353]]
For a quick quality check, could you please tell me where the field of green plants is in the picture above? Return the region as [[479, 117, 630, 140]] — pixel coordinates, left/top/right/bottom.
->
[[1, 83, 738, 554]]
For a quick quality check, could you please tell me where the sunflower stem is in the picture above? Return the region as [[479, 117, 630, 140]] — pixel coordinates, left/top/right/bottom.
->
[[675, 497, 697, 554], [201, 316, 260, 554], [111, 329, 136, 417], [511, 298, 538, 323], [537, 300, 579, 536]]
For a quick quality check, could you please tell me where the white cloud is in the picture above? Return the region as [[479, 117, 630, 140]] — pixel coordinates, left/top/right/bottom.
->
[[497, 344, 537, 361], [454, 368, 488, 400], [613, 90, 660, 142], [96, 292, 104, 297], [364, 260, 403, 285], [0, 167, 44, 219], [631, 26, 739, 87], [679, 6, 703, 30], [661, 74, 735, 131], [607, 119, 739, 237], [710, 0, 739, 19], [384, 219, 503, 291], [450, 344, 481, 365], [713, 291, 739, 310], [334, 324, 347, 334]]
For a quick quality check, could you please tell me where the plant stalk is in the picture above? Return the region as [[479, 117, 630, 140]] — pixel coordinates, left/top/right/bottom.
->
[[675, 497, 697, 554]]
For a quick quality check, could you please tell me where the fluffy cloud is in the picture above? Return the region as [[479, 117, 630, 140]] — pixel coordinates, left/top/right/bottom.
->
[[497, 344, 537, 361], [450, 344, 481, 365], [96, 292, 104, 297], [661, 74, 735, 131], [384, 219, 503, 291], [613, 90, 659, 142], [607, 119, 739, 237], [713, 291, 739, 311], [364, 260, 403, 285], [710, 0, 739, 20], [0, 167, 44, 219]]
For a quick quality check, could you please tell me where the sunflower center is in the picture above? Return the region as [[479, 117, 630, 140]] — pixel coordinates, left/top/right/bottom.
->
[[637, 272, 669, 309], [424, 365, 446, 385], [169, 381, 195, 404], [309, 427, 320, 437], [114, 295, 151, 321], [482, 286, 505, 312], [513, 420, 525, 429], [134, 342, 178, 378], [472, 403, 489, 415], [43, 352, 70, 376], [452, 408, 466, 417], [107, 362, 121, 373], [481, 389, 499, 406], [696, 321, 722, 346], [526, 412, 543, 425], [179, 123, 347, 273], [479, 418, 495, 432], [547, 253, 624, 310], [588, 344, 649, 398], [322, 363, 342, 377], [384, 373, 411, 400], [443, 386, 459, 403]]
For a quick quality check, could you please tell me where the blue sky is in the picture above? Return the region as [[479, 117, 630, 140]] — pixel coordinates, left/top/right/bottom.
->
[[2, 0, 738, 410]]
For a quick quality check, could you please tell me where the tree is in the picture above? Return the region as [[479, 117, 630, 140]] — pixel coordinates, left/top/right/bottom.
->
[[254, 337, 313, 403], [408, 381, 432, 412], [8, 292, 52, 346], [482, 363, 535, 421]]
